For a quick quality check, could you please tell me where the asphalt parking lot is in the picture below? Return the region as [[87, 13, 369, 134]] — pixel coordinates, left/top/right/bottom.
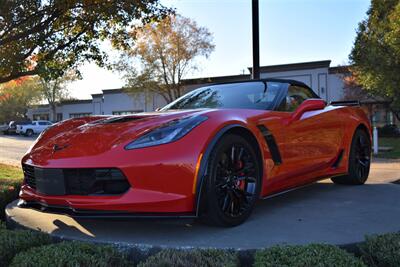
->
[[3, 132, 400, 249], [0, 134, 35, 166]]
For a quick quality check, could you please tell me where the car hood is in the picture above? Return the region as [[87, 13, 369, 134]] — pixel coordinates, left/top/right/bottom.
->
[[26, 109, 210, 160]]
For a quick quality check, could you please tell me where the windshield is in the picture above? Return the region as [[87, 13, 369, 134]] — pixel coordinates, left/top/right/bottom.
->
[[161, 81, 284, 111]]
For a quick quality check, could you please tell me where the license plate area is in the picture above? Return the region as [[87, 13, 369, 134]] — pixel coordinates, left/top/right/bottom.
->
[[34, 168, 66, 195]]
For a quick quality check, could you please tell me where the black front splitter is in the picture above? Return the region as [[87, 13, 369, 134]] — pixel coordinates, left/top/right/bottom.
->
[[17, 200, 197, 219]]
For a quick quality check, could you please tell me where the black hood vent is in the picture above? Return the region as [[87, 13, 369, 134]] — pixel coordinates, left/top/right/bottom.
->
[[90, 116, 146, 125]]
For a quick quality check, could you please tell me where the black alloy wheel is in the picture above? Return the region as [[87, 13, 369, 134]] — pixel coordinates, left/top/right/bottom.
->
[[201, 134, 261, 226], [332, 129, 371, 185]]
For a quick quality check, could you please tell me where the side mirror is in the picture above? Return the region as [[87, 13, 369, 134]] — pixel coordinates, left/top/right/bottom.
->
[[290, 99, 326, 122], [155, 107, 162, 112]]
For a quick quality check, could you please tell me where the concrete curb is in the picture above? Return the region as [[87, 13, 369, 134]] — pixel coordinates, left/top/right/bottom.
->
[[5, 200, 369, 266]]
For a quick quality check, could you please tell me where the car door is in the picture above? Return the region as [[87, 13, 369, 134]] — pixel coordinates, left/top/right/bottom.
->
[[37, 121, 47, 133], [277, 85, 343, 182], [259, 84, 343, 192], [29, 122, 37, 133]]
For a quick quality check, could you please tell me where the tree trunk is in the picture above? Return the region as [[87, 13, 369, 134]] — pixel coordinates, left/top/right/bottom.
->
[[388, 106, 400, 124], [50, 102, 57, 122]]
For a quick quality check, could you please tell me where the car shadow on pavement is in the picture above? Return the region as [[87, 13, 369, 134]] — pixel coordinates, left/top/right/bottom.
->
[[47, 181, 400, 248]]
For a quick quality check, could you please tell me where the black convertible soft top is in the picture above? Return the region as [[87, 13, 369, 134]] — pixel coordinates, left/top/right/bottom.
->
[[207, 78, 312, 90]]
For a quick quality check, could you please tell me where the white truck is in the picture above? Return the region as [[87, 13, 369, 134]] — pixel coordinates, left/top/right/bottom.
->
[[16, 120, 53, 136]]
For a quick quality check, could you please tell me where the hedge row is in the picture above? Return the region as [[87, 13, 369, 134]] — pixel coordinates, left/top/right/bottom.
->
[[360, 232, 400, 267], [10, 241, 131, 267], [254, 244, 365, 267], [0, 225, 52, 266], [1, 228, 399, 267], [0, 219, 399, 267]]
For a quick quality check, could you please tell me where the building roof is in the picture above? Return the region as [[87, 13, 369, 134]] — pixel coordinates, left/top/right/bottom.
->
[[181, 74, 250, 85], [182, 60, 333, 86], [249, 60, 332, 73], [91, 93, 103, 98], [60, 99, 92, 105], [102, 89, 124, 94]]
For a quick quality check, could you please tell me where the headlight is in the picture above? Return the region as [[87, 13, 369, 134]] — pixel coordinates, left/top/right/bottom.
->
[[125, 115, 208, 150]]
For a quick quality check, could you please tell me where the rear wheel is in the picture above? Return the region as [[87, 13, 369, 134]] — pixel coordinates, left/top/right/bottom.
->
[[200, 134, 261, 226], [331, 129, 371, 185]]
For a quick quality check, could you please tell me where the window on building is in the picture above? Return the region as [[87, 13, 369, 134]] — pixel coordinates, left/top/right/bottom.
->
[[277, 85, 317, 112], [33, 114, 49, 121], [69, 113, 92, 118], [56, 113, 63, 122], [112, 110, 142, 115]]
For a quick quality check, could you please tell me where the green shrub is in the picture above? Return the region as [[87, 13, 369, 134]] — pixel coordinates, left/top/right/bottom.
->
[[0, 228, 52, 266], [138, 249, 237, 267], [10, 241, 130, 267], [0, 220, 6, 231], [254, 244, 365, 267], [360, 232, 400, 267], [0, 180, 21, 220]]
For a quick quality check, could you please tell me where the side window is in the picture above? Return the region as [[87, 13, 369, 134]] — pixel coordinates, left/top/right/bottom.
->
[[38, 122, 47, 126], [277, 85, 316, 112]]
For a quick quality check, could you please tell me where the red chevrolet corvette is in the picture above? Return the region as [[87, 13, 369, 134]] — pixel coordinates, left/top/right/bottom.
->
[[19, 79, 371, 226]]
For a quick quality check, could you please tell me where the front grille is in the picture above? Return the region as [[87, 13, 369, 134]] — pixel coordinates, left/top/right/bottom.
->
[[22, 164, 36, 189], [21, 164, 130, 196]]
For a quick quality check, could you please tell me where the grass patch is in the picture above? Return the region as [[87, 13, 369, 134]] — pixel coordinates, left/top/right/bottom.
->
[[0, 163, 23, 181], [376, 137, 400, 159], [0, 164, 23, 220]]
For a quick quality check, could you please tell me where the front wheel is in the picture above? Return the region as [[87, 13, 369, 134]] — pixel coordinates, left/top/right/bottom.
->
[[25, 129, 34, 137], [200, 134, 261, 227], [331, 129, 371, 185]]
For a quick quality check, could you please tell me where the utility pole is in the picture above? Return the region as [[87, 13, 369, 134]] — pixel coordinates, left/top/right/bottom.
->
[[251, 0, 260, 80]]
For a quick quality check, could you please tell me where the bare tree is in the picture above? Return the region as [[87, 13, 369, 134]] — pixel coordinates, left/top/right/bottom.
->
[[116, 14, 215, 103], [39, 71, 77, 121]]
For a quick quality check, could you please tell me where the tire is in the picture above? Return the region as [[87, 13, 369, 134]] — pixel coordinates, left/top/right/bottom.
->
[[200, 134, 261, 227], [25, 129, 34, 137], [331, 129, 371, 185]]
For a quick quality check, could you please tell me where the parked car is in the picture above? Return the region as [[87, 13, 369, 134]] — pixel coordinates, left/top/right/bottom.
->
[[3, 120, 32, 135], [16, 120, 53, 136], [19, 79, 371, 226]]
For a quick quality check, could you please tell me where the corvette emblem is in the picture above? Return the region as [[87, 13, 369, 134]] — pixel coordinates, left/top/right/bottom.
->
[[53, 144, 69, 152]]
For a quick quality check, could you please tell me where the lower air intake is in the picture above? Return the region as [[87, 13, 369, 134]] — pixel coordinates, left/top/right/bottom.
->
[[22, 164, 130, 196]]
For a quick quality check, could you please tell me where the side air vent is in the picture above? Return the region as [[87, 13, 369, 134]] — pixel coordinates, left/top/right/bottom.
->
[[257, 125, 282, 165]]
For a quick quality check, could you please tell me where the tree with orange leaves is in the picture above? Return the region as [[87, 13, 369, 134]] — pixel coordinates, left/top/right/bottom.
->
[[0, 77, 41, 123]]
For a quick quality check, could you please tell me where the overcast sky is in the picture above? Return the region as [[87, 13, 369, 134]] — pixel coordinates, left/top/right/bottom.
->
[[67, 0, 371, 99]]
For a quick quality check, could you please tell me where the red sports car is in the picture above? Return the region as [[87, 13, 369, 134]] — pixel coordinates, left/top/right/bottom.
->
[[19, 79, 371, 226]]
